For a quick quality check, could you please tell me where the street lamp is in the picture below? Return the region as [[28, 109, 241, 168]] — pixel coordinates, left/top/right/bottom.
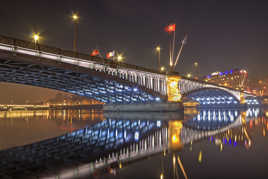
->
[[72, 14, 79, 22], [186, 73, 192, 78], [33, 34, 39, 43], [160, 66, 165, 72], [193, 61, 199, 78], [155, 45, 161, 71], [32, 33, 40, 49], [117, 54, 124, 62], [160, 173, 164, 179], [71, 13, 79, 52]]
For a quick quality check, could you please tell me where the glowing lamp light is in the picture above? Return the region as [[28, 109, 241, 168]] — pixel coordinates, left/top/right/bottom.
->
[[170, 81, 177, 88], [134, 131, 139, 141], [160, 66, 165, 72], [156, 46, 161, 52], [198, 151, 202, 163], [33, 34, 39, 41], [72, 13, 79, 22], [265, 112, 268, 118], [171, 134, 179, 144], [117, 54, 124, 62], [186, 73, 192, 78], [32, 33, 40, 43], [156, 120, 161, 127], [160, 173, 164, 179]]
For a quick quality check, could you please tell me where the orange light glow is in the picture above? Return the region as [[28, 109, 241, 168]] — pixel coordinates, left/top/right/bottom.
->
[[172, 134, 179, 144], [167, 76, 182, 102], [249, 120, 253, 128], [169, 121, 183, 150]]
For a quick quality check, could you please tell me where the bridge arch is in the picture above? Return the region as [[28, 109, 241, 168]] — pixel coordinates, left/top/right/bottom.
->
[[183, 87, 240, 106], [0, 55, 165, 104]]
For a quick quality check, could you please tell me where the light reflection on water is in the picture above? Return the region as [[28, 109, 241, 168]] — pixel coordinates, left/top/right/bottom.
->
[[0, 107, 268, 179], [0, 109, 103, 150]]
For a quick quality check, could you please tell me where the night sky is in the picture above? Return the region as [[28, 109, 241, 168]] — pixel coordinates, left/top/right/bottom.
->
[[0, 0, 268, 103]]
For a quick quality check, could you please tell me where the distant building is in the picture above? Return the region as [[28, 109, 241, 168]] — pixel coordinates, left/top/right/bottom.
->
[[203, 69, 248, 90], [43, 93, 103, 105]]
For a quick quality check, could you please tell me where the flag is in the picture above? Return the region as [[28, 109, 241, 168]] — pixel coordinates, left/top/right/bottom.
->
[[90, 49, 99, 56], [106, 51, 115, 59], [165, 24, 176, 32]]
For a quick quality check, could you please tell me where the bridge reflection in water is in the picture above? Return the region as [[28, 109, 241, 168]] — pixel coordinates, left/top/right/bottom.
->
[[0, 107, 261, 178]]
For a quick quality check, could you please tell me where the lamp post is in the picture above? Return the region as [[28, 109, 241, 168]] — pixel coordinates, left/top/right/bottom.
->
[[194, 61, 199, 79], [186, 73, 192, 78], [32, 33, 40, 50], [156, 45, 161, 71], [117, 54, 124, 62], [71, 13, 79, 52]]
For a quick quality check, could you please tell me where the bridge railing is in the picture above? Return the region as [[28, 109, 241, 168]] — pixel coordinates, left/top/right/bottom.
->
[[0, 35, 168, 97], [0, 35, 164, 75]]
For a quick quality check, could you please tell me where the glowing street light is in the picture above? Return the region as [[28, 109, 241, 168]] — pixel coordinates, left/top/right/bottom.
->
[[32, 33, 40, 44], [160, 66, 165, 72], [32, 33, 40, 50], [169, 61, 173, 68], [186, 73, 192, 78], [155, 45, 161, 71], [71, 13, 79, 52], [160, 173, 164, 179], [117, 54, 124, 62], [156, 46, 161, 52], [72, 13, 79, 22]]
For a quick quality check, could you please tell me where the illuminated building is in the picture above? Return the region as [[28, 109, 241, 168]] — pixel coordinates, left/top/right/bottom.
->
[[203, 69, 248, 90]]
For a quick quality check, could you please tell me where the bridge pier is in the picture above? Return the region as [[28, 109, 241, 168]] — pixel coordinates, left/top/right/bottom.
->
[[103, 102, 183, 112]]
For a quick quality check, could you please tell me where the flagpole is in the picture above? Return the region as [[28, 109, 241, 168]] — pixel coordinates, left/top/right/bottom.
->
[[169, 36, 172, 69], [171, 30, 176, 69]]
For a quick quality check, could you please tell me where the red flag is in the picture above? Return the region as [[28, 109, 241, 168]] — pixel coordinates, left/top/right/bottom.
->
[[165, 24, 176, 32], [106, 51, 115, 59], [91, 49, 99, 56]]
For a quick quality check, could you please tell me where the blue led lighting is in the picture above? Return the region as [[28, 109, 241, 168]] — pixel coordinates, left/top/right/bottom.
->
[[134, 131, 140, 141]]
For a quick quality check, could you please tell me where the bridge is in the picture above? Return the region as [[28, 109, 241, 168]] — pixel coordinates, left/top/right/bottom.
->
[[0, 107, 259, 178], [0, 35, 258, 106]]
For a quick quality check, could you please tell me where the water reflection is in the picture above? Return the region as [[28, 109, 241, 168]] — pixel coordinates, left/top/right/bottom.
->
[[184, 108, 240, 131], [0, 109, 103, 150], [0, 107, 267, 179]]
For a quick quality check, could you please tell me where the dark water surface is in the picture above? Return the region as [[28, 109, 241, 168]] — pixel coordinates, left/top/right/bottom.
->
[[0, 107, 268, 179], [0, 109, 103, 150]]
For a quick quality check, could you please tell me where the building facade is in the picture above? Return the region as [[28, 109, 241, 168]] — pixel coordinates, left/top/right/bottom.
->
[[203, 69, 248, 90]]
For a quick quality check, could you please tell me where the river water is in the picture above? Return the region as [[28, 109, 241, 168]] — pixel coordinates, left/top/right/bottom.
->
[[0, 107, 267, 179]]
